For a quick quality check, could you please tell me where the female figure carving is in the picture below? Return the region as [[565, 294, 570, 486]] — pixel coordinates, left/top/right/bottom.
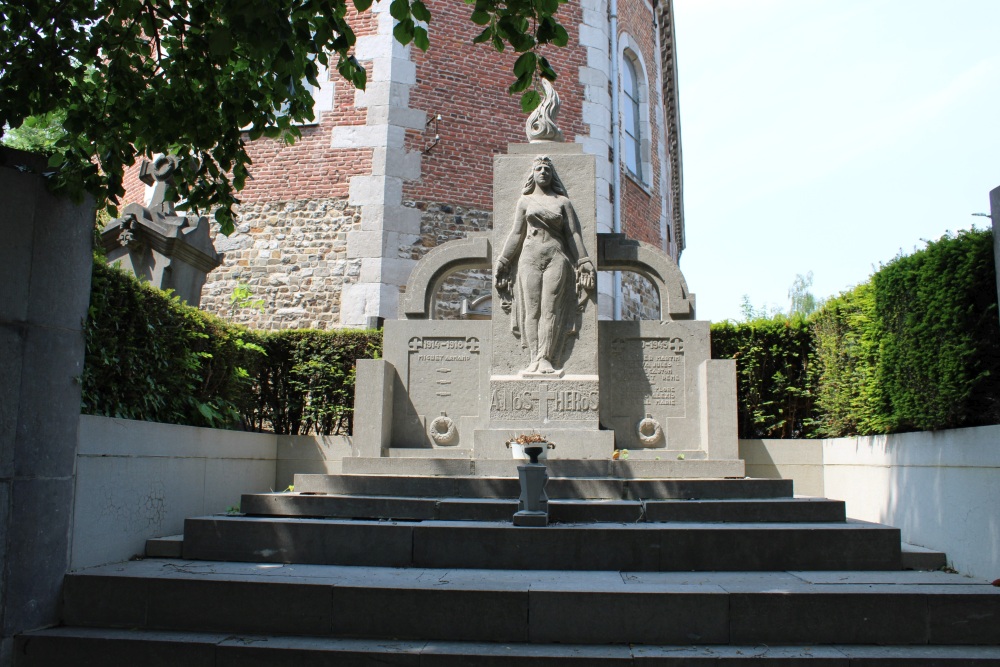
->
[[495, 155, 596, 375]]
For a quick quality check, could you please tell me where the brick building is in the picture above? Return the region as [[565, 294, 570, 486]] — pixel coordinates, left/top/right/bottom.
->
[[124, 0, 684, 329]]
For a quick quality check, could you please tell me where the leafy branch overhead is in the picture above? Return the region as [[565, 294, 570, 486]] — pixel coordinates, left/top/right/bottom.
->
[[0, 0, 569, 235]]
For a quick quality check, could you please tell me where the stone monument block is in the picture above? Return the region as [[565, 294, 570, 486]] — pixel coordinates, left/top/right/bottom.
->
[[600, 320, 738, 465], [347, 84, 743, 477], [386, 321, 490, 450]]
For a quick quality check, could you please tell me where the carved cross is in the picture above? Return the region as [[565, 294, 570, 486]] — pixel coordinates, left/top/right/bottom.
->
[[138, 155, 180, 216]]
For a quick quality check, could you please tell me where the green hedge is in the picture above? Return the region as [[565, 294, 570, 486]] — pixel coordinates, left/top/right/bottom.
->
[[87, 228, 998, 439], [715, 229, 1000, 438], [813, 229, 1000, 435], [83, 260, 381, 434], [242, 329, 381, 435], [711, 316, 819, 439]]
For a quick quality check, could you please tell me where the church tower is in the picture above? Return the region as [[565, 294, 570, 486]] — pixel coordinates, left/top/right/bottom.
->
[[123, 0, 685, 329]]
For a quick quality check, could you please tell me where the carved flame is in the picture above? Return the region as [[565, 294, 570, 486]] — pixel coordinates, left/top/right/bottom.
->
[[525, 78, 564, 143]]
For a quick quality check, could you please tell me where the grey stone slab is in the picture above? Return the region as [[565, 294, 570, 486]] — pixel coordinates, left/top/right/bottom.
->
[[61, 572, 149, 628], [217, 635, 423, 667], [146, 576, 333, 635], [621, 571, 809, 589], [437, 498, 517, 521], [0, 153, 42, 324], [0, 481, 8, 627], [388, 448, 474, 458], [790, 570, 993, 585], [840, 644, 1000, 664], [657, 524, 900, 571], [547, 477, 625, 499], [3, 478, 74, 635], [928, 592, 1000, 644], [242, 493, 441, 520], [331, 583, 529, 642], [528, 587, 729, 644], [427, 567, 625, 588], [25, 186, 94, 330], [632, 644, 850, 665], [342, 457, 476, 476], [0, 325, 24, 478], [643, 498, 846, 523], [729, 591, 929, 644], [13, 627, 221, 667], [549, 499, 643, 523], [183, 516, 414, 567], [13, 325, 84, 478], [625, 478, 794, 500], [145, 535, 184, 559], [412, 523, 661, 571], [295, 474, 462, 497], [448, 477, 521, 498], [420, 640, 633, 665], [613, 459, 746, 479], [901, 542, 949, 571]]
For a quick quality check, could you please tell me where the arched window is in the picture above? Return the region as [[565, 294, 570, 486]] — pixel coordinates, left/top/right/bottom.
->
[[622, 55, 643, 181]]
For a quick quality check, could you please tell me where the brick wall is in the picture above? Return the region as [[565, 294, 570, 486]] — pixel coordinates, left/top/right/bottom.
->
[[617, 0, 668, 256], [116, 0, 679, 328]]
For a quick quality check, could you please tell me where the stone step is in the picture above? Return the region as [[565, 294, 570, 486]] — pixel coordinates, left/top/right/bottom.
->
[[242, 492, 846, 523], [58, 561, 1000, 647], [16, 627, 1000, 665], [342, 456, 748, 479], [293, 473, 794, 500], [902, 542, 950, 571], [181, 515, 901, 571]]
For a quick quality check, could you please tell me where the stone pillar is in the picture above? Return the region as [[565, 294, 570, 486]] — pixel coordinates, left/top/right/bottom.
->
[[0, 148, 94, 663], [991, 185, 1000, 326], [337, 1, 425, 326]]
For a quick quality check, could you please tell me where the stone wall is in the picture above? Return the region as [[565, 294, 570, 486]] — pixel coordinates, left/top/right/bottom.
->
[[202, 198, 362, 330], [620, 271, 660, 321], [70, 415, 356, 571], [409, 200, 493, 319]]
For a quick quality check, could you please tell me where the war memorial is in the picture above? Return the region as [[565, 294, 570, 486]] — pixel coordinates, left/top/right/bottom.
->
[[5, 86, 1000, 664]]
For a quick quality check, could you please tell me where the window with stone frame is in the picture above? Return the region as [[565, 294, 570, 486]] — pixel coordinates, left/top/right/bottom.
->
[[621, 54, 643, 182]]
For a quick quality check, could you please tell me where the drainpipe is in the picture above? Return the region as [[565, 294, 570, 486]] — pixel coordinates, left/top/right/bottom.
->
[[610, 0, 623, 320]]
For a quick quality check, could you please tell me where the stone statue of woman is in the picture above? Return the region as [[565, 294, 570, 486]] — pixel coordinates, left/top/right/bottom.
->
[[495, 155, 596, 375]]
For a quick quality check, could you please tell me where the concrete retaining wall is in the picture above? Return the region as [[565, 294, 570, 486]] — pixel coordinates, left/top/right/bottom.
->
[[72, 416, 998, 580], [71, 415, 353, 570], [740, 426, 1000, 580]]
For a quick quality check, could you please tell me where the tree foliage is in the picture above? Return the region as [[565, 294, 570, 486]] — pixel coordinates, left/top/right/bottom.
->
[[1, 0, 568, 234]]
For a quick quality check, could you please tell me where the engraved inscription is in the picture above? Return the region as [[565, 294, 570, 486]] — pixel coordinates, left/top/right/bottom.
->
[[409, 337, 480, 417], [490, 380, 599, 422], [610, 337, 686, 417]]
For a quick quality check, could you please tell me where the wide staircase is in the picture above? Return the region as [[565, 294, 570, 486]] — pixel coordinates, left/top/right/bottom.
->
[[16, 469, 1000, 665]]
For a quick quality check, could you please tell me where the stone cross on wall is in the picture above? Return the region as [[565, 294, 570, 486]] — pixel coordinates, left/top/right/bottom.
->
[[139, 154, 181, 216]]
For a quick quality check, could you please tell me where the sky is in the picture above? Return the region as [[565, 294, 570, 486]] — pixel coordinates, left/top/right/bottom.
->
[[671, 0, 1000, 323]]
